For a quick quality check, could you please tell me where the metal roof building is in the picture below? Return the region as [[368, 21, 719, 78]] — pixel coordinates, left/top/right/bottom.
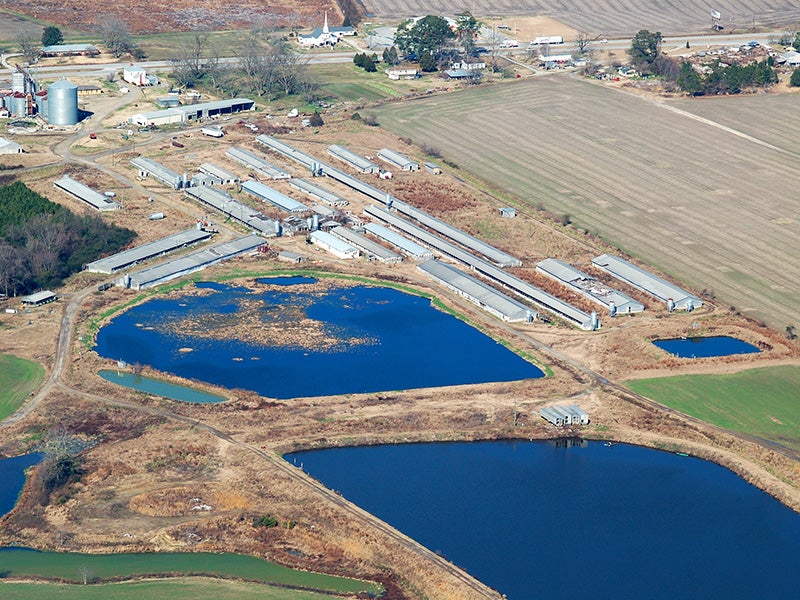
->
[[365, 205, 596, 329], [309, 230, 359, 259], [185, 186, 278, 236], [327, 144, 380, 173], [0, 137, 23, 154], [241, 180, 308, 214], [592, 254, 702, 311], [85, 228, 212, 274], [255, 134, 317, 170], [377, 148, 419, 171], [226, 147, 291, 180], [131, 157, 183, 189], [129, 98, 254, 127], [363, 222, 433, 260], [41, 43, 99, 56], [198, 163, 239, 185], [537, 258, 645, 315], [331, 226, 402, 263], [21, 290, 56, 306], [54, 175, 120, 211], [124, 234, 265, 289], [289, 179, 348, 207], [418, 259, 534, 323], [540, 405, 589, 426]]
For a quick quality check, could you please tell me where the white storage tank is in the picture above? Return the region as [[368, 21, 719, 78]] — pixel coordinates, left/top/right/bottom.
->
[[47, 79, 79, 126]]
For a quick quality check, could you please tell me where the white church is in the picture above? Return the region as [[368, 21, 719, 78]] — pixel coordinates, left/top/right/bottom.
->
[[297, 12, 356, 48]]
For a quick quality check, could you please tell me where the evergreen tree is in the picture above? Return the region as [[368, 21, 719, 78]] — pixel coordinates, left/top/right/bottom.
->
[[42, 26, 63, 46], [791, 67, 800, 87]]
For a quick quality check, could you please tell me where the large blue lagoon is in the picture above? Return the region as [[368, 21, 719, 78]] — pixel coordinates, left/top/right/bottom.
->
[[95, 279, 543, 399], [289, 440, 800, 599]]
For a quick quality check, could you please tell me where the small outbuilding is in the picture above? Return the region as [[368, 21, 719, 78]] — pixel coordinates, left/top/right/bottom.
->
[[21, 290, 56, 306], [499, 207, 517, 218], [0, 137, 23, 154]]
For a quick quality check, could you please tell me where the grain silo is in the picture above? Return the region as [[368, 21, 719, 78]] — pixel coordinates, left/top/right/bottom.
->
[[47, 79, 79, 125]]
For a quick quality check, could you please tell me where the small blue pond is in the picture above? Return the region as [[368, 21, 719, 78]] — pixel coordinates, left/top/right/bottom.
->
[[95, 280, 543, 399], [98, 370, 226, 403], [653, 335, 760, 358], [0, 453, 43, 517], [289, 440, 800, 599]]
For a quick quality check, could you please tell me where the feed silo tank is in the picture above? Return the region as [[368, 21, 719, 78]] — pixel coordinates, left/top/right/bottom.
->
[[47, 79, 79, 125]]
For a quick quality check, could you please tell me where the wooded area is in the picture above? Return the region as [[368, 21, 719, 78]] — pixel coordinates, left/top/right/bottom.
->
[[0, 181, 135, 296]]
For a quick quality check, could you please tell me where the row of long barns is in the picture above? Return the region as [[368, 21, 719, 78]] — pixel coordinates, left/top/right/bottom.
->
[[85, 128, 701, 328], [255, 135, 703, 327]]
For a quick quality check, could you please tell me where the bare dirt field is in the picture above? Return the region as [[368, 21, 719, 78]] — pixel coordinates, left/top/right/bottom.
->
[[360, 0, 800, 36], [372, 74, 800, 332]]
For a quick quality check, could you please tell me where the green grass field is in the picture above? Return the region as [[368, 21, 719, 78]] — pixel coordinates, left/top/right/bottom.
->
[[626, 365, 800, 451], [0, 578, 346, 600], [0, 549, 382, 596], [0, 353, 45, 422], [310, 63, 409, 103]]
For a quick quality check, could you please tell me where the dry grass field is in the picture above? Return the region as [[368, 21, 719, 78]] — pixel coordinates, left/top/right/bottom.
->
[[372, 74, 800, 331], [361, 0, 800, 36]]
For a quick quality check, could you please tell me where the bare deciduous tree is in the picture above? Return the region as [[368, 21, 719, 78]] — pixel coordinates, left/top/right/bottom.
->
[[16, 29, 40, 65], [100, 17, 135, 58]]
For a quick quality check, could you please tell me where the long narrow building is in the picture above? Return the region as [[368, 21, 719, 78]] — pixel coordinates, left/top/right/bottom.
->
[[185, 186, 278, 236], [418, 259, 534, 323], [363, 222, 433, 260], [241, 180, 308, 214], [592, 254, 702, 311], [327, 144, 380, 173], [54, 175, 120, 211], [537, 258, 644, 315], [331, 226, 402, 263], [85, 228, 212, 274], [123, 234, 266, 290], [226, 147, 291, 180], [131, 157, 184, 189]]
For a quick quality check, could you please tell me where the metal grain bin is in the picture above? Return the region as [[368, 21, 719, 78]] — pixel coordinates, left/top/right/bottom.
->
[[47, 79, 79, 125]]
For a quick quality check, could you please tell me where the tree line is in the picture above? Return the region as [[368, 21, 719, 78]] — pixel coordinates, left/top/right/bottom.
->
[[629, 30, 779, 95], [0, 181, 135, 296]]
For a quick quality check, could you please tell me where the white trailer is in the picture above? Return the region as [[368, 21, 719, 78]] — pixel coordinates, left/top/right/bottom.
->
[[201, 126, 224, 138], [531, 36, 564, 45]]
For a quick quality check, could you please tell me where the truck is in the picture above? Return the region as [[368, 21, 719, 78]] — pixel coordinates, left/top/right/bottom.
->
[[201, 126, 224, 138], [499, 40, 519, 48], [531, 36, 564, 45]]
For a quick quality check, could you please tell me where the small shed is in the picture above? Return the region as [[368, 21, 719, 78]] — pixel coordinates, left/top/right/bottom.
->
[[277, 251, 307, 263], [424, 162, 441, 175], [499, 207, 517, 218], [0, 137, 23, 154], [21, 290, 56, 306]]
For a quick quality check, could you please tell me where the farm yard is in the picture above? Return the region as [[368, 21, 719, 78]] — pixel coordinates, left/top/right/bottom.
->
[[359, 0, 800, 36], [372, 74, 800, 331]]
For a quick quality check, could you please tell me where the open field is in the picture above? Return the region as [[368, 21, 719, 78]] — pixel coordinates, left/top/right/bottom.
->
[[0, 578, 346, 600], [668, 91, 800, 155], [360, 0, 800, 36], [0, 549, 382, 595], [372, 75, 800, 331], [0, 354, 45, 422], [626, 365, 800, 451]]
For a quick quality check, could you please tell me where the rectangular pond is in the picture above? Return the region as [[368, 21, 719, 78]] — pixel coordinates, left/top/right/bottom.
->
[[653, 335, 760, 358], [98, 370, 226, 403]]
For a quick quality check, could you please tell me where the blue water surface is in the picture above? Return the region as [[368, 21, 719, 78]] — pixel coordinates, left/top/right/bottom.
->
[[95, 282, 542, 399], [289, 440, 800, 599], [98, 370, 226, 403], [0, 453, 43, 517], [653, 335, 760, 358]]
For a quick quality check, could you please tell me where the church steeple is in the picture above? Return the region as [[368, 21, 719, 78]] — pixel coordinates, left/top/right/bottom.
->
[[323, 11, 329, 34]]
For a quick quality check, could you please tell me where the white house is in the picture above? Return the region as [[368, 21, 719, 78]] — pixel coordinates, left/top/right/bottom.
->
[[123, 64, 149, 86]]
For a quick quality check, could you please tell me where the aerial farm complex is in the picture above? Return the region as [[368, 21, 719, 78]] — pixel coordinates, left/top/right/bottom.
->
[[2, 5, 800, 600]]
